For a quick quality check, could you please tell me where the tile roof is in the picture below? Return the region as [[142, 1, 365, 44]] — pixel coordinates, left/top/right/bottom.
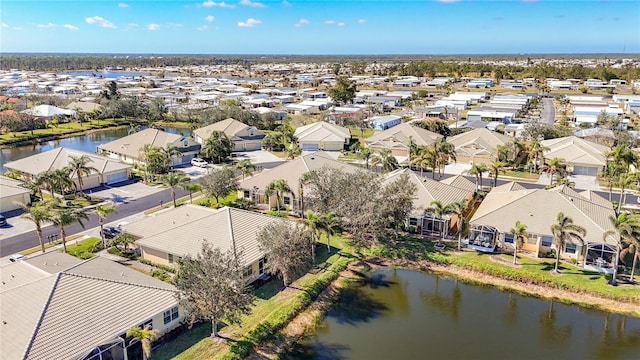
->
[[193, 118, 266, 142], [541, 136, 609, 167], [447, 128, 512, 159], [97, 128, 199, 160], [439, 175, 478, 193], [0, 175, 30, 197], [364, 122, 442, 149], [294, 121, 351, 143]]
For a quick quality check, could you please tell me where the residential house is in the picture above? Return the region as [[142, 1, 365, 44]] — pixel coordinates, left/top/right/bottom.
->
[[0, 176, 31, 212], [238, 151, 361, 211], [4, 147, 132, 189], [541, 136, 608, 176], [193, 118, 266, 152], [369, 115, 402, 131], [364, 122, 442, 159], [21, 105, 75, 122], [97, 128, 201, 166], [447, 128, 513, 164], [294, 121, 351, 151], [125, 205, 295, 283], [467, 185, 618, 273], [1, 252, 181, 360]]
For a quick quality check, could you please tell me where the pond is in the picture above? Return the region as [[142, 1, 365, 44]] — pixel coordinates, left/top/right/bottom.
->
[[298, 268, 640, 360], [0, 126, 191, 172]]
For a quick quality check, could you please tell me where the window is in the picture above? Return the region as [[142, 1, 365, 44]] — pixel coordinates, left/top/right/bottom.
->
[[504, 233, 514, 244], [168, 253, 174, 265], [541, 236, 553, 247], [409, 218, 418, 226], [164, 306, 179, 325], [565, 243, 577, 254], [243, 266, 254, 278], [244, 190, 250, 198], [284, 197, 291, 205]]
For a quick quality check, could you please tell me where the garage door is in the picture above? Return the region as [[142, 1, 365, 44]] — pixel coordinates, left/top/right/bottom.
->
[[572, 166, 598, 176], [302, 143, 319, 151], [106, 172, 129, 185]]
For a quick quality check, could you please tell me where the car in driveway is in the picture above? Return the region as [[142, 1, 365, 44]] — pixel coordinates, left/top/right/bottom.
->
[[191, 158, 209, 168], [0, 214, 7, 227], [102, 225, 121, 239]]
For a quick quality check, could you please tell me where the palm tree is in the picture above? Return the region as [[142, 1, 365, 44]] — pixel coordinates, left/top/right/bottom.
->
[[235, 159, 256, 181], [50, 207, 89, 253], [510, 221, 528, 265], [527, 140, 549, 173], [428, 200, 451, 244], [19, 201, 53, 254], [140, 144, 161, 183], [433, 138, 456, 178], [182, 183, 202, 204], [550, 212, 586, 274], [445, 200, 468, 252], [541, 157, 567, 185], [358, 147, 373, 169], [489, 160, 506, 187], [615, 173, 635, 214], [305, 210, 320, 261], [317, 212, 339, 253], [161, 172, 190, 207], [509, 138, 527, 167], [371, 149, 399, 173], [495, 144, 510, 163], [95, 202, 118, 249], [202, 131, 233, 164], [67, 155, 98, 194], [285, 142, 301, 160], [298, 172, 312, 214], [467, 163, 488, 191], [621, 235, 640, 283], [604, 213, 640, 283], [160, 145, 182, 172], [126, 325, 159, 360], [265, 179, 294, 214], [410, 147, 433, 177], [52, 168, 74, 196]]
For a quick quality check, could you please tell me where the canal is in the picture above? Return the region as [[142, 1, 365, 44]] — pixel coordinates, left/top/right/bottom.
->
[[0, 127, 191, 172], [300, 268, 640, 360]]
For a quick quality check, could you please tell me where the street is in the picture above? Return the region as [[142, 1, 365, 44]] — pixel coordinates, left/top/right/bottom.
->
[[540, 98, 555, 125]]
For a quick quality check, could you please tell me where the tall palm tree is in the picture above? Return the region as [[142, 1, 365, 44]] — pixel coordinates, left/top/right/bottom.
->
[[371, 148, 399, 173], [161, 172, 190, 207], [358, 147, 373, 169], [495, 144, 510, 163], [550, 212, 586, 274], [50, 207, 89, 253], [285, 142, 302, 160], [305, 210, 320, 261], [19, 201, 53, 254], [202, 131, 233, 164], [67, 155, 98, 194], [541, 157, 567, 185], [297, 172, 312, 214], [615, 173, 635, 214], [140, 144, 161, 183], [235, 159, 256, 181], [527, 140, 549, 173], [182, 183, 202, 204], [317, 212, 339, 253], [445, 200, 468, 252], [126, 325, 159, 360], [433, 138, 456, 178], [428, 200, 451, 244], [160, 145, 182, 172], [510, 221, 528, 265], [410, 147, 433, 177], [467, 163, 489, 191], [489, 160, 506, 187], [604, 213, 640, 283], [95, 202, 118, 249], [509, 138, 527, 167], [52, 167, 74, 196], [265, 179, 294, 214]]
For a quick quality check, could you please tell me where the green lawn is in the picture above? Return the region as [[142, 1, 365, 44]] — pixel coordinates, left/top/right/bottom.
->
[[0, 120, 121, 145], [502, 170, 540, 180], [348, 126, 374, 139], [66, 237, 101, 259]]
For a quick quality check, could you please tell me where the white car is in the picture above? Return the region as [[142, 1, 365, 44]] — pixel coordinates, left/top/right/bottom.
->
[[191, 158, 208, 168], [8, 254, 27, 262]]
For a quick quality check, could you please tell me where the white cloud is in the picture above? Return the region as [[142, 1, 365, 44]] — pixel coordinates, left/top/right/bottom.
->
[[147, 23, 160, 30], [282, 0, 291, 6], [63, 24, 79, 30], [337, 22, 345, 27], [85, 16, 116, 29], [205, 15, 215, 22], [1, 23, 8, 28], [295, 18, 309, 27], [240, 0, 266, 7], [198, 25, 209, 31], [237, 18, 261, 27], [324, 20, 336, 25], [202, 1, 235, 8], [37, 22, 56, 28], [358, 19, 366, 24], [118, 2, 129, 7]]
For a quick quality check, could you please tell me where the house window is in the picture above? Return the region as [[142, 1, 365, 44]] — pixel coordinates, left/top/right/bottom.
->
[[504, 233, 514, 244], [541, 236, 553, 247], [244, 190, 250, 198], [409, 218, 418, 226], [565, 243, 577, 254], [168, 253, 174, 265], [283, 197, 291, 205], [164, 306, 179, 325], [243, 266, 254, 278]]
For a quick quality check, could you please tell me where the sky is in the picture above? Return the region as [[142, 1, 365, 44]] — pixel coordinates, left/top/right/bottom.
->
[[1, 0, 639, 55]]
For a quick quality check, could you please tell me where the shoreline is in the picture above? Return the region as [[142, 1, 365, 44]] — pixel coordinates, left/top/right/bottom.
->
[[0, 124, 129, 149]]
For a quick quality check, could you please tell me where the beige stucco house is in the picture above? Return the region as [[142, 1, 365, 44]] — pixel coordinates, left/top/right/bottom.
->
[[0, 176, 31, 212], [447, 128, 512, 164], [541, 136, 608, 176], [364, 122, 442, 159], [193, 118, 266, 151], [294, 121, 351, 151]]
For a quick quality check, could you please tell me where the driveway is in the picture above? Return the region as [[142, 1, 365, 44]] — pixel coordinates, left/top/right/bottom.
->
[[89, 181, 165, 204], [541, 98, 555, 125]]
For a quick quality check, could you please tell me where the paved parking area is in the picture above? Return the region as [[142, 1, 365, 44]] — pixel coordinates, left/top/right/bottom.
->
[[235, 150, 284, 164], [89, 181, 165, 204], [174, 164, 213, 179]]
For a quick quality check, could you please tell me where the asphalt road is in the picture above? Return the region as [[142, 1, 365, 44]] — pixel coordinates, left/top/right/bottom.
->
[[0, 187, 189, 257], [541, 98, 555, 125]]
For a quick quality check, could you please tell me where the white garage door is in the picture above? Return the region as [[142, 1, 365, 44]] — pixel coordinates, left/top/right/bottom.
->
[[302, 143, 319, 151], [106, 172, 129, 184], [572, 166, 598, 176]]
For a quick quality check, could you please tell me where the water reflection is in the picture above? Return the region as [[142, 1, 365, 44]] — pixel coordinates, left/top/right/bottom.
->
[[419, 276, 462, 320]]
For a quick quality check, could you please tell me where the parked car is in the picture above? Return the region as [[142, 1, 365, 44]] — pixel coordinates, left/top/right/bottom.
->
[[191, 158, 209, 167], [102, 225, 121, 239], [8, 253, 27, 262], [0, 214, 7, 227]]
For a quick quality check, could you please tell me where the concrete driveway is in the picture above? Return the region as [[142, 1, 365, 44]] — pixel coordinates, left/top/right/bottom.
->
[[89, 181, 165, 204]]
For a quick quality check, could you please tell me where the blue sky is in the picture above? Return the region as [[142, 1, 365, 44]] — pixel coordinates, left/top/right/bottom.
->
[[1, 0, 638, 54]]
